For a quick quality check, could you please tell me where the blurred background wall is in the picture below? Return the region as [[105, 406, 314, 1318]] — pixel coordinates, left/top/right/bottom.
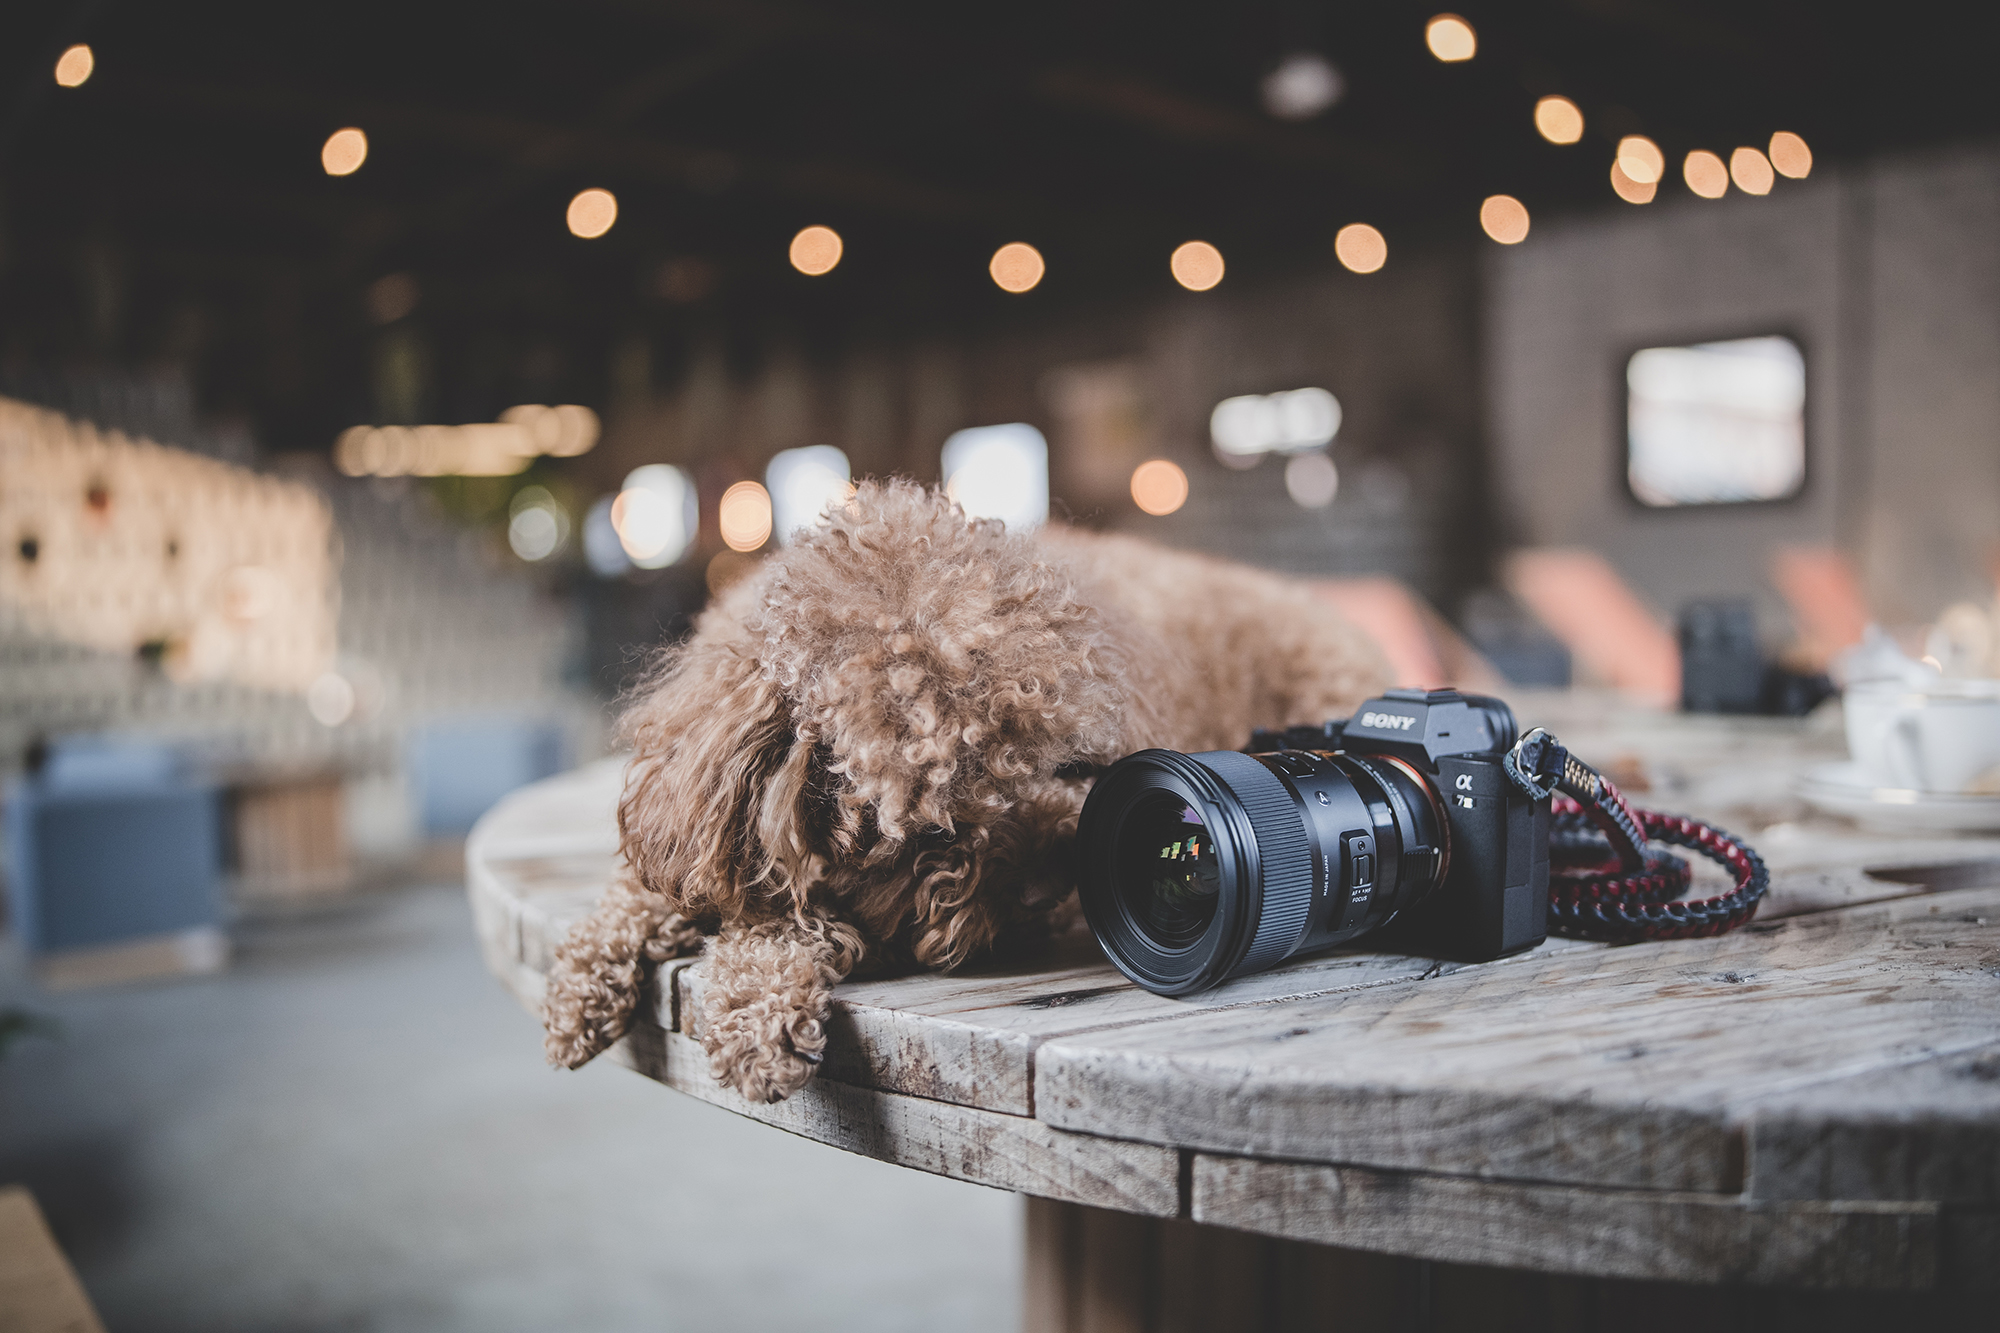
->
[[1489, 138, 2000, 633]]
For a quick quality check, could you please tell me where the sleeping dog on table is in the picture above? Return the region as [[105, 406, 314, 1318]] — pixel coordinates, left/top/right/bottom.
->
[[541, 478, 1388, 1102]]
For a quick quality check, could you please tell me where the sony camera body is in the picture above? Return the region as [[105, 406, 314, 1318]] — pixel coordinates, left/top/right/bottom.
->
[[1078, 687, 1549, 995], [1250, 687, 1550, 964]]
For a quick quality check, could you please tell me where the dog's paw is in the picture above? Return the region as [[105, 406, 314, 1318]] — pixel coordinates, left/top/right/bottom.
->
[[701, 991, 829, 1103]]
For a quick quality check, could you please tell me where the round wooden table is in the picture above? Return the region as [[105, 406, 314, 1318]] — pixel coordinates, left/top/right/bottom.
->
[[468, 702, 1999, 1330]]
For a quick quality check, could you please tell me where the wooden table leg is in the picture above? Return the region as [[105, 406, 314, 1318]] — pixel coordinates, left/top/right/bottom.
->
[[1019, 1197, 1987, 1333]]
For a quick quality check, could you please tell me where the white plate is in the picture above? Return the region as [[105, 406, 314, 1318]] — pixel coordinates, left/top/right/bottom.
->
[[1797, 761, 2000, 832]]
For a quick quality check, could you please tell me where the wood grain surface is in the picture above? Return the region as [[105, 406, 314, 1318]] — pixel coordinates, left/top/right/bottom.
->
[[466, 742, 2000, 1288], [608, 1023, 1181, 1215], [1034, 889, 2000, 1193]]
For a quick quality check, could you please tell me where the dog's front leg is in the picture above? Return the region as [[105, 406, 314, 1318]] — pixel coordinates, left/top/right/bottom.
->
[[542, 872, 704, 1069], [697, 908, 865, 1103]]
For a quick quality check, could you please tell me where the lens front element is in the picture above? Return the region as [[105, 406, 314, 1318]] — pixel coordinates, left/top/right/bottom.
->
[[1116, 793, 1221, 950]]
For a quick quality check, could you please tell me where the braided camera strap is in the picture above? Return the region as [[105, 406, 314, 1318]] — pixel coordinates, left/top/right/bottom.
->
[[1504, 729, 1770, 943]]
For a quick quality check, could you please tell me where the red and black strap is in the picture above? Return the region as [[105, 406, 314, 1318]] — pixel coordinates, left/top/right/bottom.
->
[[1506, 729, 1769, 943]]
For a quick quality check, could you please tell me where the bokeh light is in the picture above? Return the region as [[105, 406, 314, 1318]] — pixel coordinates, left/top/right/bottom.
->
[[1769, 132, 1813, 179], [612, 465, 695, 568], [989, 242, 1045, 293], [307, 672, 356, 727], [1479, 195, 1530, 244], [1731, 146, 1775, 196], [1334, 223, 1387, 274], [54, 44, 93, 88], [1285, 453, 1340, 508], [790, 225, 844, 275], [582, 496, 630, 577], [322, 128, 368, 176], [1617, 136, 1664, 185], [567, 188, 618, 239], [1684, 150, 1729, 199], [1262, 52, 1344, 119], [1130, 460, 1189, 516], [1210, 388, 1342, 462], [1426, 15, 1476, 62], [508, 486, 568, 562], [1534, 96, 1584, 145], [718, 480, 774, 552], [1170, 241, 1225, 291], [766, 445, 854, 541], [941, 424, 1049, 531], [1610, 160, 1656, 204]]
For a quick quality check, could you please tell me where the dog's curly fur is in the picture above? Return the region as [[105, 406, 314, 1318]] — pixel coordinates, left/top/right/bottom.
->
[[543, 479, 1390, 1101]]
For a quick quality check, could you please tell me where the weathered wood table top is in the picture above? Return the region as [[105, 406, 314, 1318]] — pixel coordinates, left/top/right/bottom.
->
[[467, 695, 2000, 1292]]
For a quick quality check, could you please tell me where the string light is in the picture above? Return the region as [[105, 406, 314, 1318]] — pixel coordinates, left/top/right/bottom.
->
[[790, 225, 843, 275], [1610, 161, 1655, 205], [1616, 136, 1664, 185], [1479, 195, 1530, 245], [1684, 151, 1729, 199], [1130, 460, 1189, 516], [567, 188, 618, 239], [1731, 146, 1775, 195], [1425, 15, 1477, 62], [54, 44, 94, 88], [1769, 132, 1812, 179], [1334, 224, 1387, 274], [989, 242, 1045, 293], [718, 481, 774, 552], [1170, 241, 1225, 291], [1534, 96, 1584, 145], [321, 128, 368, 177]]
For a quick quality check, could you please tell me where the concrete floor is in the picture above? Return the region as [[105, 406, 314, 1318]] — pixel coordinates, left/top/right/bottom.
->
[[0, 884, 1020, 1332]]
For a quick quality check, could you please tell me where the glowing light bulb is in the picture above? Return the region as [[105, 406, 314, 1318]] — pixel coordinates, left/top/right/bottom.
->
[[1730, 146, 1775, 195], [989, 242, 1045, 293], [1426, 15, 1477, 62], [1130, 460, 1189, 516], [1769, 131, 1812, 179], [1610, 160, 1656, 204], [718, 480, 774, 552], [54, 44, 93, 88], [1170, 241, 1225, 291], [567, 188, 618, 239], [322, 128, 368, 176], [1617, 136, 1664, 185], [790, 225, 843, 275], [1534, 96, 1584, 145], [1683, 150, 1729, 199], [1480, 195, 1530, 245], [1334, 223, 1387, 274]]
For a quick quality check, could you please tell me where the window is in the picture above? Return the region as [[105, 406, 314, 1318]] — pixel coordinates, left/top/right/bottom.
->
[[1626, 335, 1805, 507]]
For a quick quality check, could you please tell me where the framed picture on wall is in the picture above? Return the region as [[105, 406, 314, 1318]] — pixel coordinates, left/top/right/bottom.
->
[[1622, 333, 1807, 508]]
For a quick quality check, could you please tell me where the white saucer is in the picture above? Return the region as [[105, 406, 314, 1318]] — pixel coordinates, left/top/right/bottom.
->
[[1797, 761, 2000, 832]]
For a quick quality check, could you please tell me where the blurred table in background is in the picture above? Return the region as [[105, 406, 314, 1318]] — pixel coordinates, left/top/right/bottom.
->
[[468, 697, 1998, 1331]]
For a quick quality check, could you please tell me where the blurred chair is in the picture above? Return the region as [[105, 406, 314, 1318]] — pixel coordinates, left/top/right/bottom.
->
[[1503, 549, 1680, 706], [1312, 577, 1507, 693], [1770, 546, 1871, 670], [4, 735, 227, 987], [406, 717, 567, 836]]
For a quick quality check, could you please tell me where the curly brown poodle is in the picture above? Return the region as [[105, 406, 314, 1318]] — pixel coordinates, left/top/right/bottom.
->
[[542, 478, 1389, 1101]]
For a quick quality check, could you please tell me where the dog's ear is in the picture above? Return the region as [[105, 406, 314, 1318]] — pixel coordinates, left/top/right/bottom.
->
[[619, 600, 825, 922]]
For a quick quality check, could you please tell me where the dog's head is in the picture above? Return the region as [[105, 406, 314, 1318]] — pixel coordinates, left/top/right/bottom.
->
[[618, 480, 1129, 966]]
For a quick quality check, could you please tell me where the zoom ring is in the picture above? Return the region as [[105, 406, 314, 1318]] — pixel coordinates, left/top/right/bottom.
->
[[1195, 750, 1315, 976]]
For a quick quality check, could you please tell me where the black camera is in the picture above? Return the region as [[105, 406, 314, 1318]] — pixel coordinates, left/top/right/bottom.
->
[[1076, 688, 1550, 995]]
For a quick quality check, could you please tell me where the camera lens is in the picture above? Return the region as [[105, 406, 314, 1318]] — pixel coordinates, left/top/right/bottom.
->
[[1114, 793, 1223, 949], [1078, 747, 1447, 995]]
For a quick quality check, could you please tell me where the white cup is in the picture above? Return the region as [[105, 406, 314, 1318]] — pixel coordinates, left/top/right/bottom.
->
[[1845, 680, 2000, 794]]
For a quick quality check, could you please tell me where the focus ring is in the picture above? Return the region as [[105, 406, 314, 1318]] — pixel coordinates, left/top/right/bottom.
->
[[1195, 750, 1314, 976]]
